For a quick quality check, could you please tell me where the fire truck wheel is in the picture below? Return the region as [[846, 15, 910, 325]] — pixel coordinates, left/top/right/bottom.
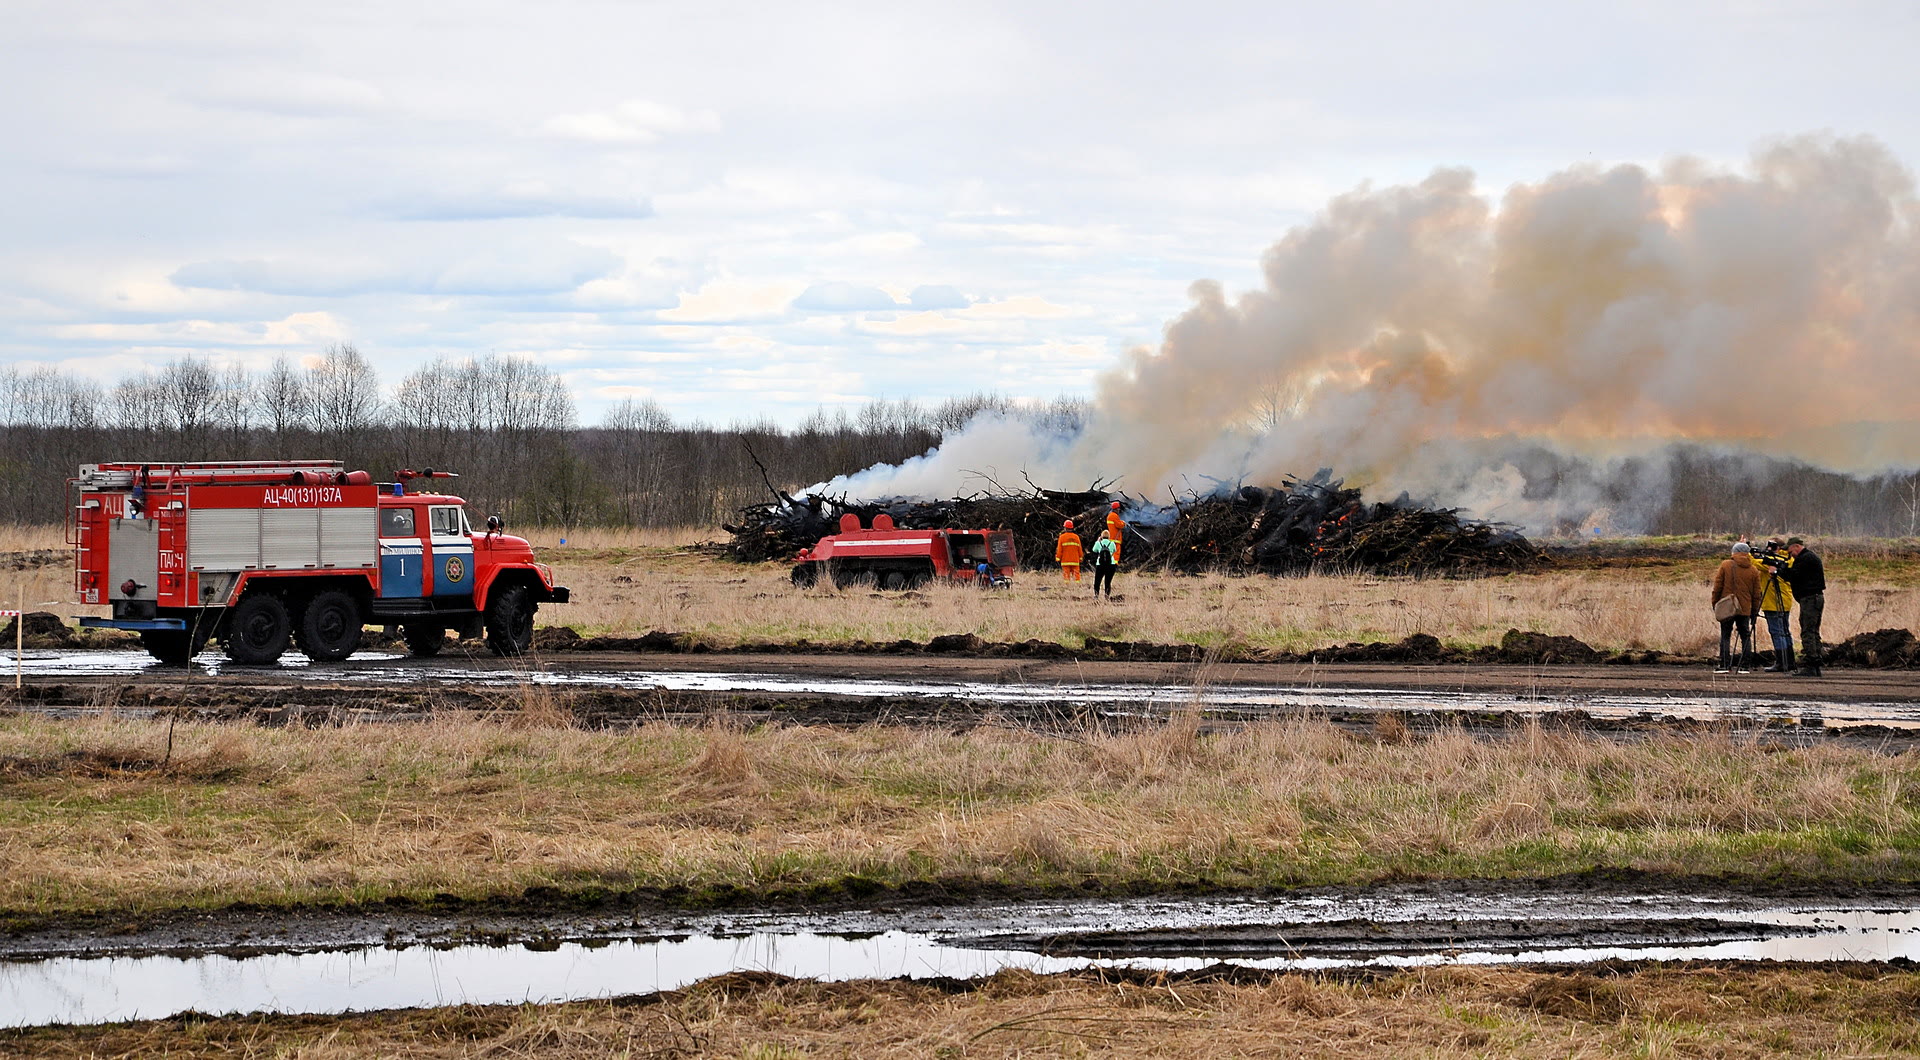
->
[[224, 592, 292, 665], [485, 584, 536, 656], [297, 590, 363, 663], [140, 627, 209, 666], [880, 570, 907, 591], [790, 564, 817, 588], [402, 622, 446, 657]]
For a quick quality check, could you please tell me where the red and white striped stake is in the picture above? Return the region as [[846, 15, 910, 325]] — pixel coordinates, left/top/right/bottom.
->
[[7, 589, 18, 688]]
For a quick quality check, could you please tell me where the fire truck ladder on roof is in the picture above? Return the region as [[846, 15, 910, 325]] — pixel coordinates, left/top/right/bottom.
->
[[74, 461, 349, 490]]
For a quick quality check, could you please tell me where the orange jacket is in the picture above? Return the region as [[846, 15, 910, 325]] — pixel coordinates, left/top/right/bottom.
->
[[1105, 512, 1126, 559], [1711, 555, 1762, 615], [1056, 531, 1082, 564]]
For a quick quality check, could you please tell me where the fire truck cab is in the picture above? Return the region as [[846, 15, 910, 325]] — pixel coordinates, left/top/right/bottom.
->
[[70, 460, 570, 665]]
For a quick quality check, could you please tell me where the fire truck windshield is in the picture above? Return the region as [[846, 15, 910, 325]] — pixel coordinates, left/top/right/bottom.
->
[[429, 506, 474, 537]]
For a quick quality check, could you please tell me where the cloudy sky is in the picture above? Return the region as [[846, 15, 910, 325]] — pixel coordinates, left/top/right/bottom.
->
[[3, 0, 1914, 427]]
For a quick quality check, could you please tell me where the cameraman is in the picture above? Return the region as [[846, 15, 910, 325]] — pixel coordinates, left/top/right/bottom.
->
[[1782, 537, 1826, 677], [1754, 539, 1796, 672]]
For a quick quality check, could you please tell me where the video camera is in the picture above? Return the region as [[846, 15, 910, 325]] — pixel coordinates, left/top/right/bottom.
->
[[1752, 539, 1790, 571]]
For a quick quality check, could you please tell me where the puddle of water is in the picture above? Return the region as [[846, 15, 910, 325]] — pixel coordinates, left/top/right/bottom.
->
[[10, 648, 1919, 730], [3, 894, 1916, 1028], [3, 648, 404, 677]]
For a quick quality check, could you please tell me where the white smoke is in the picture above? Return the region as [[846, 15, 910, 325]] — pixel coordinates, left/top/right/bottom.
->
[[811, 134, 1920, 532]]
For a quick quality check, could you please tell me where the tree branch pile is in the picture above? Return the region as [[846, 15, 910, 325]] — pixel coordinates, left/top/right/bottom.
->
[[722, 485, 1113, 567], [722, 471, 1542, 576]]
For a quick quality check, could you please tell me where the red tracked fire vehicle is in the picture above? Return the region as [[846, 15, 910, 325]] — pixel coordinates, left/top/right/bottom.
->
[[70, 460, 569, 665], [789, 513, 1017, 590]]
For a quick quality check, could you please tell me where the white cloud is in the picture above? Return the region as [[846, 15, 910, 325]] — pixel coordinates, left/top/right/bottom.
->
[[171, 243, 622, 298], [822, 231, 923, 257], [862, 295, 1082, 335], [385, 183, 654, 221], [792, 282, 900, 312], [660, 278, 807, 323], [964, 295, 1080, 319], [48, 311, 349, 348], [544, 99, 720, 143], [187, 72, 387, 116], [909, 285, 969, 310]]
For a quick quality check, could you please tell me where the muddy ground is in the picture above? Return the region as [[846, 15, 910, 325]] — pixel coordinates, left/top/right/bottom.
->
[[8, 650, 1920, 747], [6, 871, 1915, 963], [17, 646, 1920, 698]]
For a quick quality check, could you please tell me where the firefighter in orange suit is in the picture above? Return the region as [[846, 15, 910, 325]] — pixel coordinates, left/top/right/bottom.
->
[[1105, 502, 1127, 563], [1055, 519, 1083, 581]]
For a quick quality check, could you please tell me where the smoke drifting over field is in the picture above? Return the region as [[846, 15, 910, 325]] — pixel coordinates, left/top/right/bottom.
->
[[813, 135, 1920, 531]]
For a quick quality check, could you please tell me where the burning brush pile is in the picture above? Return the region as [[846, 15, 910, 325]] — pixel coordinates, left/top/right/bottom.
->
[[724, 471, 1542, 576], [1150, 472, 1543, 575]]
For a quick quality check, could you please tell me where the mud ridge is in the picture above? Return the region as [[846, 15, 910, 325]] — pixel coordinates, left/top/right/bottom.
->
[[12, 612, 1916, 669], [528, 624, 1920, 669], [7, 871, 1917, 961], [526, 627, 1691, 666]]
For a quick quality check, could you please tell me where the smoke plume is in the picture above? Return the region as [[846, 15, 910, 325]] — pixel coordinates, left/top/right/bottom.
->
[[814, 135, 1920, 532]]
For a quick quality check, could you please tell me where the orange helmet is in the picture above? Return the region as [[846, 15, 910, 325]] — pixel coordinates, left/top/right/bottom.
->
[[1110, 501, 1121, 510], [1063, 519, 1074, 529]]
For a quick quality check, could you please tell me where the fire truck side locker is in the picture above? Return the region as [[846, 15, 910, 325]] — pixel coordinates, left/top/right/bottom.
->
[[184, 485, 379, 575]]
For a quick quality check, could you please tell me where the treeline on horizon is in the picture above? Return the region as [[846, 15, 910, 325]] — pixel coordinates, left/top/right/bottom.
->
[[2, 346, 1917, 539], [0, 346, 1078, 529]]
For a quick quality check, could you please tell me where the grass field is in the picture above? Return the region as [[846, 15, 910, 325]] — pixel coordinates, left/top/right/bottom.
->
[[531, 530, 1920, 659], [2, 712, 1915, 917], [8, 523, 1916, 658]]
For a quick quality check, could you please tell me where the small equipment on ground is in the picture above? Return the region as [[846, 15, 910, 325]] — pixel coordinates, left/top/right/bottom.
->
[[789, 513, 1017, 590]]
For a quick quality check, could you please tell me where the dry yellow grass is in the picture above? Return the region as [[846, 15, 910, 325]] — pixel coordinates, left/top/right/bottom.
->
[[7, 964, 1919, 1057], [1, 713, 1915, 916], [0, 524, 63, 553], [554, 549, 1920, 657], [0, 525, 78, 626]]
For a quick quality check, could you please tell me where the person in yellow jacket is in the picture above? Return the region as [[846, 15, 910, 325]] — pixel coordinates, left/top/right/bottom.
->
[[1105, 502, 1127, 563], [1754, 537, 1796, 672], [1055, 519, 1083, 582]]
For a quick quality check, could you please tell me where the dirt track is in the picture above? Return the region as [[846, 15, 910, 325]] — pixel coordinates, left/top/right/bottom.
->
[[9, 649, 1920, 750], [17, 648, 1920, 701]]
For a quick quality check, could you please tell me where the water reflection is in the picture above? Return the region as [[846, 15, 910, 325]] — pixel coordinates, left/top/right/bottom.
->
[[4, 899, 1917, 1028], [7, 648, 1919, 729]]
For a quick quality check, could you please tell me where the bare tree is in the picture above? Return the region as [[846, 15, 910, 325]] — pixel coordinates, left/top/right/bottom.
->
[[255, 355, 311, 454], [156, 358, 219, 458], [601, 397, 675, 522], [109, 374, 166, 437], [308, 344, 385, 466]]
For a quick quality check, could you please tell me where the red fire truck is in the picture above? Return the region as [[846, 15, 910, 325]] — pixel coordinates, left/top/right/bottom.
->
[[789, 513, 1017, 589], [69, 461, 570, 665]]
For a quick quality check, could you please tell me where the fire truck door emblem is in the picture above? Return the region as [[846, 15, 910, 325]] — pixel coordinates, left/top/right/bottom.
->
[[445, 556, 465, 583]]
